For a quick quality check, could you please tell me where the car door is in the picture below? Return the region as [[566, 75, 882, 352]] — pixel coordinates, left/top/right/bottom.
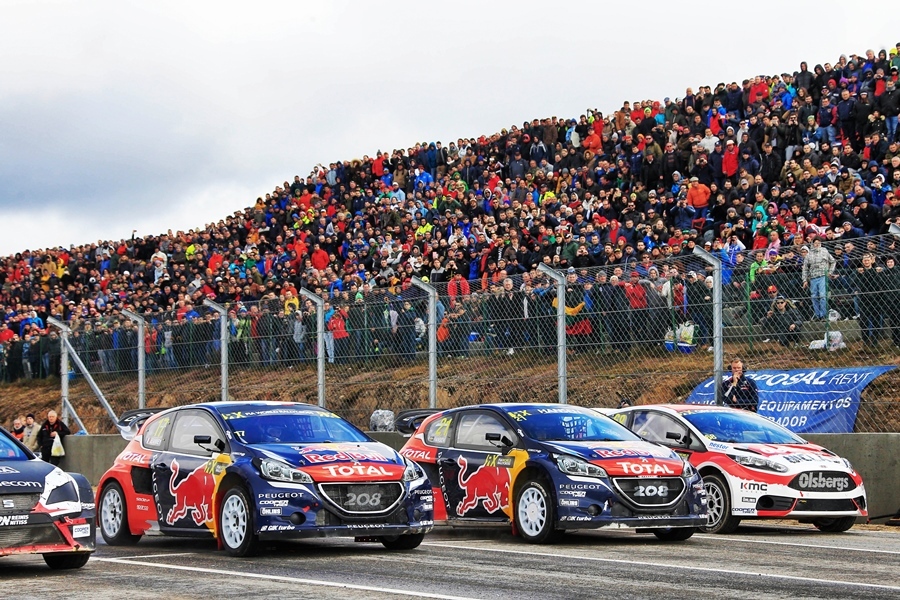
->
[[152, 409, 229, 533], [438, 410, 519, 522]]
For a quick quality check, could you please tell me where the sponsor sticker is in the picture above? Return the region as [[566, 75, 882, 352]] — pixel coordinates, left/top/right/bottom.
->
[[0, 466, 21, 474], [72, 524, 91, 538], [0, 515, 29, 526], [559, 499, 579, 507], [259, 499, 289, 507], [0, 481, 40, 488], [259, 507, 282, 516], [559, 490, 586, 497]]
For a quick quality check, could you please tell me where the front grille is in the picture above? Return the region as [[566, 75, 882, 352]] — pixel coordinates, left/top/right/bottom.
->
[[318, 505, 410, 526], [612, 478, 685, 509], [795, 498, 858, 512], [317, 483, 404, 515], [788, 471, 856, 493], [0, 524, 63, 550], [0, 493, 40, 516]]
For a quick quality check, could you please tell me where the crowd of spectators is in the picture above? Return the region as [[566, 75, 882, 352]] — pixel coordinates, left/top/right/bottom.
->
[[3, 45, 900, 380]]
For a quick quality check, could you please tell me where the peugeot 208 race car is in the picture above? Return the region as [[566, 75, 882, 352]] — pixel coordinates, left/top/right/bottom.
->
[[96, 402, 433, 556], [0, 426, 96, 569], [609, 404, 867, 533], [399, 403, 707, 543]]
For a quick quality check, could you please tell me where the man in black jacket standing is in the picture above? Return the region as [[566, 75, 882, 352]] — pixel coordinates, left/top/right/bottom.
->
[[37, 410, 70, 466]]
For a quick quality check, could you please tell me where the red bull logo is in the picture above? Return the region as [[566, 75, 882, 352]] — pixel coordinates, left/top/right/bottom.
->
[[166, 459, 214, 526], [456, 456, 510, 515]]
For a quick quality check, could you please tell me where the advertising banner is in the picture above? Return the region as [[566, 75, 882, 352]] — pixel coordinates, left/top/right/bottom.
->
[[685, 366, 896, 433]]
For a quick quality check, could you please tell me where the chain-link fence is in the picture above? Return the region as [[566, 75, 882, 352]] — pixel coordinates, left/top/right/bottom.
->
[[12, 234, 900, 433]]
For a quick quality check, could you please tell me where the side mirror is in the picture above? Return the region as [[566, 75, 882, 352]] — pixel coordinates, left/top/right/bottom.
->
[[665, 431, 691, 446], [485, 432, 514, 448]]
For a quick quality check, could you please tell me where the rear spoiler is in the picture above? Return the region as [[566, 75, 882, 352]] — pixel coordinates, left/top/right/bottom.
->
[[116, 408, 167, 440], [394, 409, 440, 436]]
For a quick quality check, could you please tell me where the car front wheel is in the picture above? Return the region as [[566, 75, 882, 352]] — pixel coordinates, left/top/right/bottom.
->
[[516, 479, 558, 544], [43, 552, 90, 570], [699, 474, 741, 534], [99, 481, 142, 545], [812, 516, 857, 532], [218, 486, 259, 557], [380, 533, 425, 550]]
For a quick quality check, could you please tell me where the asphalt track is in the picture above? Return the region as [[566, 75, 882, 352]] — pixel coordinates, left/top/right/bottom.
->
[[2, 524, 899, 599]]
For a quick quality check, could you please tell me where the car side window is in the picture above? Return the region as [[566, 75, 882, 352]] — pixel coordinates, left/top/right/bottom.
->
[[424, 415, 454, 447], [169, 411, 225, 457], [454, 413, 515, 451], [631, 411, 689, 446], [142, 414, 173, 451]]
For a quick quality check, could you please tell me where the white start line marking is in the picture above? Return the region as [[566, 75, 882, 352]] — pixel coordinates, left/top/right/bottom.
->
[[421, 542, 900, 592], [92, 557, 483, 600]]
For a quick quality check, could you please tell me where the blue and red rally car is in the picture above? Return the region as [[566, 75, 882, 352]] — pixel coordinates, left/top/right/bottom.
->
[[399, 403, 707, 543], [96, 402, 433, 556]]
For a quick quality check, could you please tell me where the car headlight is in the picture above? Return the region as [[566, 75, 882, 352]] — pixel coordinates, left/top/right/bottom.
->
[[554, 454, 607, 478], [403, 457, 425, 482], [46, 481, 79, 505], [258, 458, 312, 483], [726, 454, 788, 473], [682, 461, 695, 478]]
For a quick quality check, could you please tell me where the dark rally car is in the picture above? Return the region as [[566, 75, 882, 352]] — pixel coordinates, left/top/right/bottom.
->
[[400, 403, 707, 543], [96, 401, 433, 556], [0, 426, 96, 569]]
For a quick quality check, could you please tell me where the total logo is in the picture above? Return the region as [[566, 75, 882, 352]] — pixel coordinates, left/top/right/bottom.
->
[[798, 472, 851, 492], [321, 465, 392, 477], [616, 462, 676, 475]]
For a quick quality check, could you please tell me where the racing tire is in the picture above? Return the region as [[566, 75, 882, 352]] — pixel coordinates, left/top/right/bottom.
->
[[43, 552, 91, 570], [218, 485, 259, 557], [699, 474, 741, 534], [651, 528, 695, 542], [99, 481, 142, 546], [380, 533, 425, 550], [515, 478, 559, 544], [812, 516, 857, 533]]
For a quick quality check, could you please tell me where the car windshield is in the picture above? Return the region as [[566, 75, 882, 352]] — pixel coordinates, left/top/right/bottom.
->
[[513, 407, 641, 442], [221, 407, 369, 445], [682, 410, 806, 445], [0, 430, 30, 460]]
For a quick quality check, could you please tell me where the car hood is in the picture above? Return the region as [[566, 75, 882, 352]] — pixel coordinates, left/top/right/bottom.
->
[[543, 440, 686, 477], [251, 441, 407, 481], [0, 458, 55, 491], [708, 441, 850, 470]]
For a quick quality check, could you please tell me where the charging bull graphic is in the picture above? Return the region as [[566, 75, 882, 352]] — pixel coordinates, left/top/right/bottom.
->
[[456, 456, 510, 515], [166, 458, 214, 526]]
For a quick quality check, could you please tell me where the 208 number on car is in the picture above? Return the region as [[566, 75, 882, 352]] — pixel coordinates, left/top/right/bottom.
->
[[347, 492, 382, 507], [634, 485, 669, 497]]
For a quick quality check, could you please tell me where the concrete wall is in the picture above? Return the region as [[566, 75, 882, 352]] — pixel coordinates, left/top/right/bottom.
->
[[60, 435, 128, 486], [804, 433, 900, 521], [61, 432, 899, 521]]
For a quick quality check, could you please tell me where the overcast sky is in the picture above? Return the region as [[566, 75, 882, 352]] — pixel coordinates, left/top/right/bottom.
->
[[1, 1, 896, 256]]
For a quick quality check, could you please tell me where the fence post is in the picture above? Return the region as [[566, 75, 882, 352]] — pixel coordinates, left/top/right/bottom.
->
[[412, 277, 438, 409], [48, 317, 70, 425], [203, 299, 229, 403], [121, 309, 146, 409], [299, 289, 326, 408], [538, 264, 567, 404], [692, 246, 724, 405], [48, 317, 117, 426]]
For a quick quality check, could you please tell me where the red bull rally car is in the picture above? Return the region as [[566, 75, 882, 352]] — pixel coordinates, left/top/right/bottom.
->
[[398, 403, 707, 543], [0, 426, 96, 569], [96, 402, 433, 557], [607, 404, 867, 533]]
